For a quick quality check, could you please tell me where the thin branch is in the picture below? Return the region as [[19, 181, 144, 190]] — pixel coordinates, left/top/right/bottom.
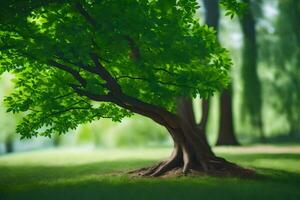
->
[[48, 60, 87, 86], [153, 67, 176, 76], [75, 3, 97, 27], [116, 75, 197, 90], [124, 35, 140, 60], [89, 52, 122, 94], [69, 83, 114, 102]]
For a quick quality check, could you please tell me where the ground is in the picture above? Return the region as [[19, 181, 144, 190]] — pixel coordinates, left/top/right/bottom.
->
[[0, 145, 300, 200]]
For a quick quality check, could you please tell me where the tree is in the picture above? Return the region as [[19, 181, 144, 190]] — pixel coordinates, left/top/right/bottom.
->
[[260, 0, 300, 136], [239, 0, 265, 142], [204, 0, 239, 146], [216, 87, 239, 145], [0, 0, 251, 176], [4, 134, 14, 153], [0, 73, 18, 153]]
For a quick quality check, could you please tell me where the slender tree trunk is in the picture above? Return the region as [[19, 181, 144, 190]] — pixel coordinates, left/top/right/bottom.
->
[[204, 0, 239, 146], [216, 88, 239, 145], [5, 137, 13, 153], [240, 0, 265, 142], [53, 133, 61, 147]]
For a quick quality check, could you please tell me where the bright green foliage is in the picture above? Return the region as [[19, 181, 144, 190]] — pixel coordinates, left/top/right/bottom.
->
[[0, 0, 240, 138], [220, 0, 247, 18]]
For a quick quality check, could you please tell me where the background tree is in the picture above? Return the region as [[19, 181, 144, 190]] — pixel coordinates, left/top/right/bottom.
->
[[0, 73, 19, 153], [239, 0, 265, 142], [260, 0, 300, 137], [207, 0, 239, 146], [0, 0, 249, 176]]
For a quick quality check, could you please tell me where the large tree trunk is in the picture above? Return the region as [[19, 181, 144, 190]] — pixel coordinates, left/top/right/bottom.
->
[[216, 87, 239, 145], [240, 0, 265, 142], [129, 98, 253, 177], [130, 106, 252, 177]]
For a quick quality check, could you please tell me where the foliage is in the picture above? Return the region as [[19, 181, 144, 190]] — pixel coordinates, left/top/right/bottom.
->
[[0, 0, 242, 138], [220, 0, 247, 18]]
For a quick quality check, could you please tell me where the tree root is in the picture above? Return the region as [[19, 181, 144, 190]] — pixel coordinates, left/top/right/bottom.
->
[[128, 157, 255, 178], [129, 158, 179, 177]]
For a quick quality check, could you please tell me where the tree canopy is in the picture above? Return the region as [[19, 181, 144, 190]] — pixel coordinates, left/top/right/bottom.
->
[[0, 0, 244, 139]]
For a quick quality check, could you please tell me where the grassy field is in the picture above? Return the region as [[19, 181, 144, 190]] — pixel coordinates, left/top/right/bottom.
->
[[0, 145, 300, 200]]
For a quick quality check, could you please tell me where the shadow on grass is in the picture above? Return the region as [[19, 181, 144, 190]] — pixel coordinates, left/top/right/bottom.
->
[[1, 153, 300, 200]]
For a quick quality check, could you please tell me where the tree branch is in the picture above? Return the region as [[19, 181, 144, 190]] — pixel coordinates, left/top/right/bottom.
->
[[74, 3, 97, 27], [63, 6, 179, 127], [124, 35, 141, 60], [48, 60, 87, 86], [69, 83, 114, 102], [89, 52, 122, 94], [153, 67, 176, 76]]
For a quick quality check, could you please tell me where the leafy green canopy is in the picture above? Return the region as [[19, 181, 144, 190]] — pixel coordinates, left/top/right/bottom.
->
[[0, 0, 242, 138]]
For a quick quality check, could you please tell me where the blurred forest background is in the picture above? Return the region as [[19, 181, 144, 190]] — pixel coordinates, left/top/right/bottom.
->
[[0, 0, 299, 154]]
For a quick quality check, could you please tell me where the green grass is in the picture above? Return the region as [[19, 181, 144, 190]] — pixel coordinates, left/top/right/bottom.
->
[[1, 145, 300, 200]]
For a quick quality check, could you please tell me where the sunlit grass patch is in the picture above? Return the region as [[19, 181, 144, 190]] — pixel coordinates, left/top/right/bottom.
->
[[0, 145, 300, 200]]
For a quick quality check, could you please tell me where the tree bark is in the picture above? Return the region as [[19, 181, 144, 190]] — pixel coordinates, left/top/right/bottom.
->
[[216, 88, 239, 145]]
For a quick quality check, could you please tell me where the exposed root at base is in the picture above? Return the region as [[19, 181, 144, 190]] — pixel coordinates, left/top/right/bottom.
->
[[128, 159, 255, 178]]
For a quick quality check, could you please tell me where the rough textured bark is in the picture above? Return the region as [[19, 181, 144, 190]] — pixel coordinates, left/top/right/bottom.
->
[[216, 88, 239, 145], [240, 0, 265, 142]]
